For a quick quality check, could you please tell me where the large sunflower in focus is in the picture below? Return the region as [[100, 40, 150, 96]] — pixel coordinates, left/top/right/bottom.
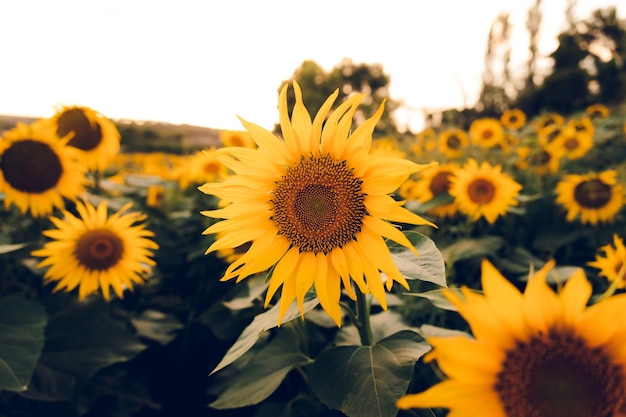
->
[[413, 163, 459, 218], [555, 170, 624, 224], [46, 105, 121, 172], [32, 199, 159, 300], [469, 118, 504, 148], [397, 259, 626, 416], [588, 234, 626, 288], [199, 82, 436, 326], [0, 122, 87, 217], [449, 159, 522, 223]]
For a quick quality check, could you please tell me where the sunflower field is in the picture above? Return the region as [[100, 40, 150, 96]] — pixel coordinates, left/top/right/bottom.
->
[[1, 72, 626, 417]]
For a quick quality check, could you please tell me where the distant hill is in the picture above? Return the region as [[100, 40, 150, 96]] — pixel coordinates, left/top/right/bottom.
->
[[0, 114, 221, 153]]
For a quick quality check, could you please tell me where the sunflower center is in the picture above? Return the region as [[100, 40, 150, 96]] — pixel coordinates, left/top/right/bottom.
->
[[573, 179, 612, 209], [547, 128, 561, 143], [564, 137, 579, 150], [56, 108, 103, 151], [272, 154, 366, 254], [203, 161, 221, 174], [509, 115, 518, 123], [429, 171, 452, 195], [467, 178, 495, 204], [446, 135, 461, 149], [0, 140, 63, 193], [529, 150, 551, 166], [495, 329, 625, 417], [75, 229, 124, 271], [482, 129, 494, 140]]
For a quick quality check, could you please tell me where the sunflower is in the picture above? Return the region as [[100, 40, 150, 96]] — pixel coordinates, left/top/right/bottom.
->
[[585, 103, 610, 119], [469, 118, 504, 148], [397, 258, 626, 417], [220, 129, 256, 148], [0, 122, 87, 217], [449, 159, 522, 223], [532, 112, 565, 132], [438, 128, 468, 159], [175, 147, 228, 189], [555, 170, 624, 224], [146, 184, 166, 207], [199, 82, 436, 326], [588, 234, 626, 289], [500, 108, 526, 130], [46, 105, 121, 172], [413, 163, 459, 218], [537, 124, 564, 146], [554, 125, 594, 160], [32, 199, 159, 300], [371, 137, 406, 158], [525, 142, 564, 175]]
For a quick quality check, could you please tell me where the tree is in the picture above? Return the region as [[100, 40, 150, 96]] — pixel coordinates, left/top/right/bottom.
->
[[277, 58, 400, 136]]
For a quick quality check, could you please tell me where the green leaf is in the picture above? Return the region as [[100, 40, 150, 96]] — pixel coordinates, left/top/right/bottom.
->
[[209, 329, 312, 409], [310, 330, 431, 417], [440, 236, 503, 266], [0, 298, 47, 392], [130, 309, 184, 345], [389, 232, 446, 287], [37, 300, 146, 381], [222, 276, 268, 310], [210, 295, 320, 375], [405, 193, 454, 213], [403, 289, 457, 311]]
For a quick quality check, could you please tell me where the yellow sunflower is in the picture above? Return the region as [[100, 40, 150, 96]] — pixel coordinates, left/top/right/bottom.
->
[[537, 124, 564, 146], [449, 159, 522, 223], [585, 103, 610, 119], [554, 125, 594, 160], [397, 258, 626, 416], [500, 108, 526, 130], [0, 122, 87, 217], [32, 199, 159, 300], [199, 82, 436, 326], [413, 163, 459, 218], [588, 234, 626, 288], [220, 129, 256, 148], [555, 170, 624, 224], [175, 147, 228, 189], [525, 143, 564, 175], [438, 128, 468, 159], [532, 112, 565, 132], [469, 118, 504, 148], [46, 105, 121, 172]]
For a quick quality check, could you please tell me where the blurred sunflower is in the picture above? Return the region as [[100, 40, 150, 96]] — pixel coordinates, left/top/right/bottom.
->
[[588, 234, 626, 288], [450, 159, 522, 223], [555, 126, 594, 160], [397, 258, 626, 417], [32, 199, 159, 300], [469, 118, 504, 148], [47, 105, 121, 172], [555, 170, 624, 224], [371, 137, 406, 158], [537, 124, 564, 146], [438, 128, 468, 159], [499, 132, 520, 154], [199, 82, 436, 326], [523, 143, 564, 175], [146, 184, 166, 207], [532, 112, 565, 132], [568, 116, 594, 138], [413, 163, 459, 218], [220, 129, 256, 148], [500, 108, 526, 130], [585, 103, 610, 119], [0, 122, 86, 217], [175, 147, 228, 189]]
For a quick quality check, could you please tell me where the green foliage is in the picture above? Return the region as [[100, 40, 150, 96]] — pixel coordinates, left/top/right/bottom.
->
[[0, 298, 46, 392], [310, 331, 430, 417]]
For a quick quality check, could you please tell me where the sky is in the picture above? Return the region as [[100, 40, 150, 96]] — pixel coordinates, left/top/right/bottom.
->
[[0, 0, 622, 133]]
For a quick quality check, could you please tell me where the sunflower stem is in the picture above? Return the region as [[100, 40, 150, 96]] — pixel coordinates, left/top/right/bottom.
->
[[355, 290, 374, 346]]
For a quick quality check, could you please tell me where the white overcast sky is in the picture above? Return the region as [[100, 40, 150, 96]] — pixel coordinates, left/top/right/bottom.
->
[[0, 0, 621, 132]]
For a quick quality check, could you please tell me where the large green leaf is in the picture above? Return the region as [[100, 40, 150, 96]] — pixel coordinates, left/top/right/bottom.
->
[[209, 328, 312, 409], [310, 330, 431, 417], [388, 233, 446, 287], [0, 298, 46, 392], [36, 300, 146, 382], [210, 295, 320, 375]]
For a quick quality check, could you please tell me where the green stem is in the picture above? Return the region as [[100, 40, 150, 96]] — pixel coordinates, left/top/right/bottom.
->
[[355, 290, 374, 346]]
